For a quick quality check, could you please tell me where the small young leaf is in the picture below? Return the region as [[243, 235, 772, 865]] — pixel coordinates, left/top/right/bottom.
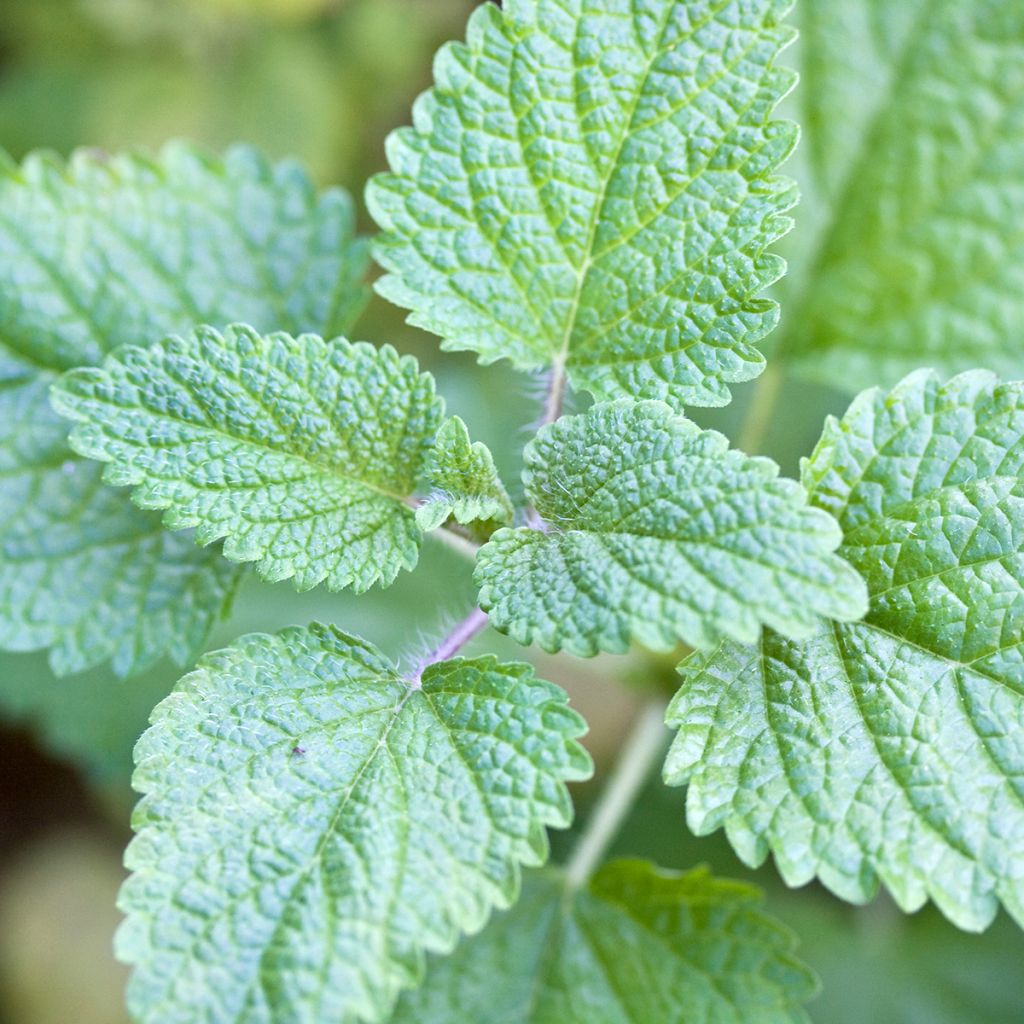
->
[[391, 860, 816, 1024], [117, 624, 591, 1024], [475, 401, 866, 656], [666, 370, 1024, 931], [776, 0, 1024, 390], [0, 143, 369, 674], [53, 325, 444, 593], [416, 416, 514, 534], [368, 0, 797, 410]]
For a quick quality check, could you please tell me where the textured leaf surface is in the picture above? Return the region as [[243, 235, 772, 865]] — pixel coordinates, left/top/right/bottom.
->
[[775, 0, 1024, 389], [54, 324, 443, 593], [416, 416, 514, 534], [0, 143, 368, 674], [118, 623, 591, 1024], [476, 401, 866, 656], [368, 0, 797, 409], [391, 860, 815, 1024], [666, 370, 1024, 930]]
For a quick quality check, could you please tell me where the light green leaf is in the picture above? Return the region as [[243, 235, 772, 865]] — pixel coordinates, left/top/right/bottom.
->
[[475, 401, 866, 657], [665, 370, 1024, 931], [0, 143, 369, 674], [53, 324, 444, 593], [774, 0, 1024, 390], [416, 416, 514, 534], [368, 0, 798, 410], [391, 860, 815, 1024], [117, 623, 591, 1024]]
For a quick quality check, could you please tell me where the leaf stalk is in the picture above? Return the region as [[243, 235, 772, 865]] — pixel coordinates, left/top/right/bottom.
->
[[408, 606, 490, 687], [736, 361, 784, 455]]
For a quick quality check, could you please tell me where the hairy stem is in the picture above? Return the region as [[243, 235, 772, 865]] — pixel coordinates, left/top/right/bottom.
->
[[408, 606, 490, 687], [540, 359, 568, 426], [523, 362, 569, 528], [564, 699, 669, 889], [736, 361, 784, 456]]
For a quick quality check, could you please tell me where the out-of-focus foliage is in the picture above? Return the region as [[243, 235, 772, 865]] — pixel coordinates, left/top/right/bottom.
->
[[0, 144, 366, 678], [772, 0, 1024, 391], [0, 0, 477, 192]]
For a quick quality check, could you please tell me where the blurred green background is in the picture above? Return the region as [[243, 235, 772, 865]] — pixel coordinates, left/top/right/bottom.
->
[[0, 2, 1021, 1022]]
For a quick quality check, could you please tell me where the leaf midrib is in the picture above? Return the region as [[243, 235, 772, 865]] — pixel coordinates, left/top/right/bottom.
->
[[252, 685, 413, 1013], [76, 396, 418, 509], [546, 0, 678, 378]]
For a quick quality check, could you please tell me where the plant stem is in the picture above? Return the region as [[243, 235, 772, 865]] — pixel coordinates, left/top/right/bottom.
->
[[540, 359, 568, 426], [736, 361, 784, 456], [408, 606, 490, 688], [523, 361, 569, 528], [429, 523, 481, 561], [564, 699, 669, 889]]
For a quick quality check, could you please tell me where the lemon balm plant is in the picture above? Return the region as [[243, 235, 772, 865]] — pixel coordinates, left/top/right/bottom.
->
[[2, 0, 1023, 1020]]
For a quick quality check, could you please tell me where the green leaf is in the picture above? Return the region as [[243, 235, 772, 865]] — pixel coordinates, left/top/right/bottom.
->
[[416, 416, 514, 534], [665, 370, 1024, 931], [391, 860, 815, 1024], [53, 324, 444, 593], [475, 401, 866, 657], [117, 623, 591, 1024], [0, 143, 369, 674], [774, 0, 1024, 390], [368, 0, 798, 410]]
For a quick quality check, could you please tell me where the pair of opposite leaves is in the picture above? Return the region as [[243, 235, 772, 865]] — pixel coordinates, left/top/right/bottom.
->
[[57, 318, 1024, 924]]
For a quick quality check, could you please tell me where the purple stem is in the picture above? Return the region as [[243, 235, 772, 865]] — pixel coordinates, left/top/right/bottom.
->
[[408, 607, 490, 687]]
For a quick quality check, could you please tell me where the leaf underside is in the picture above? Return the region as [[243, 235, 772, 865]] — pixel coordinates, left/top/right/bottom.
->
[[476, 400, 866, 656], [53, 325, 443, 593], [0, 143, 369, 675], [391, 860, 815, 1024], [118, 623, 591, 1024], [776, 0, 1024, 390], [368, 0, 798, 410], [666, 370, 1024, 931]]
